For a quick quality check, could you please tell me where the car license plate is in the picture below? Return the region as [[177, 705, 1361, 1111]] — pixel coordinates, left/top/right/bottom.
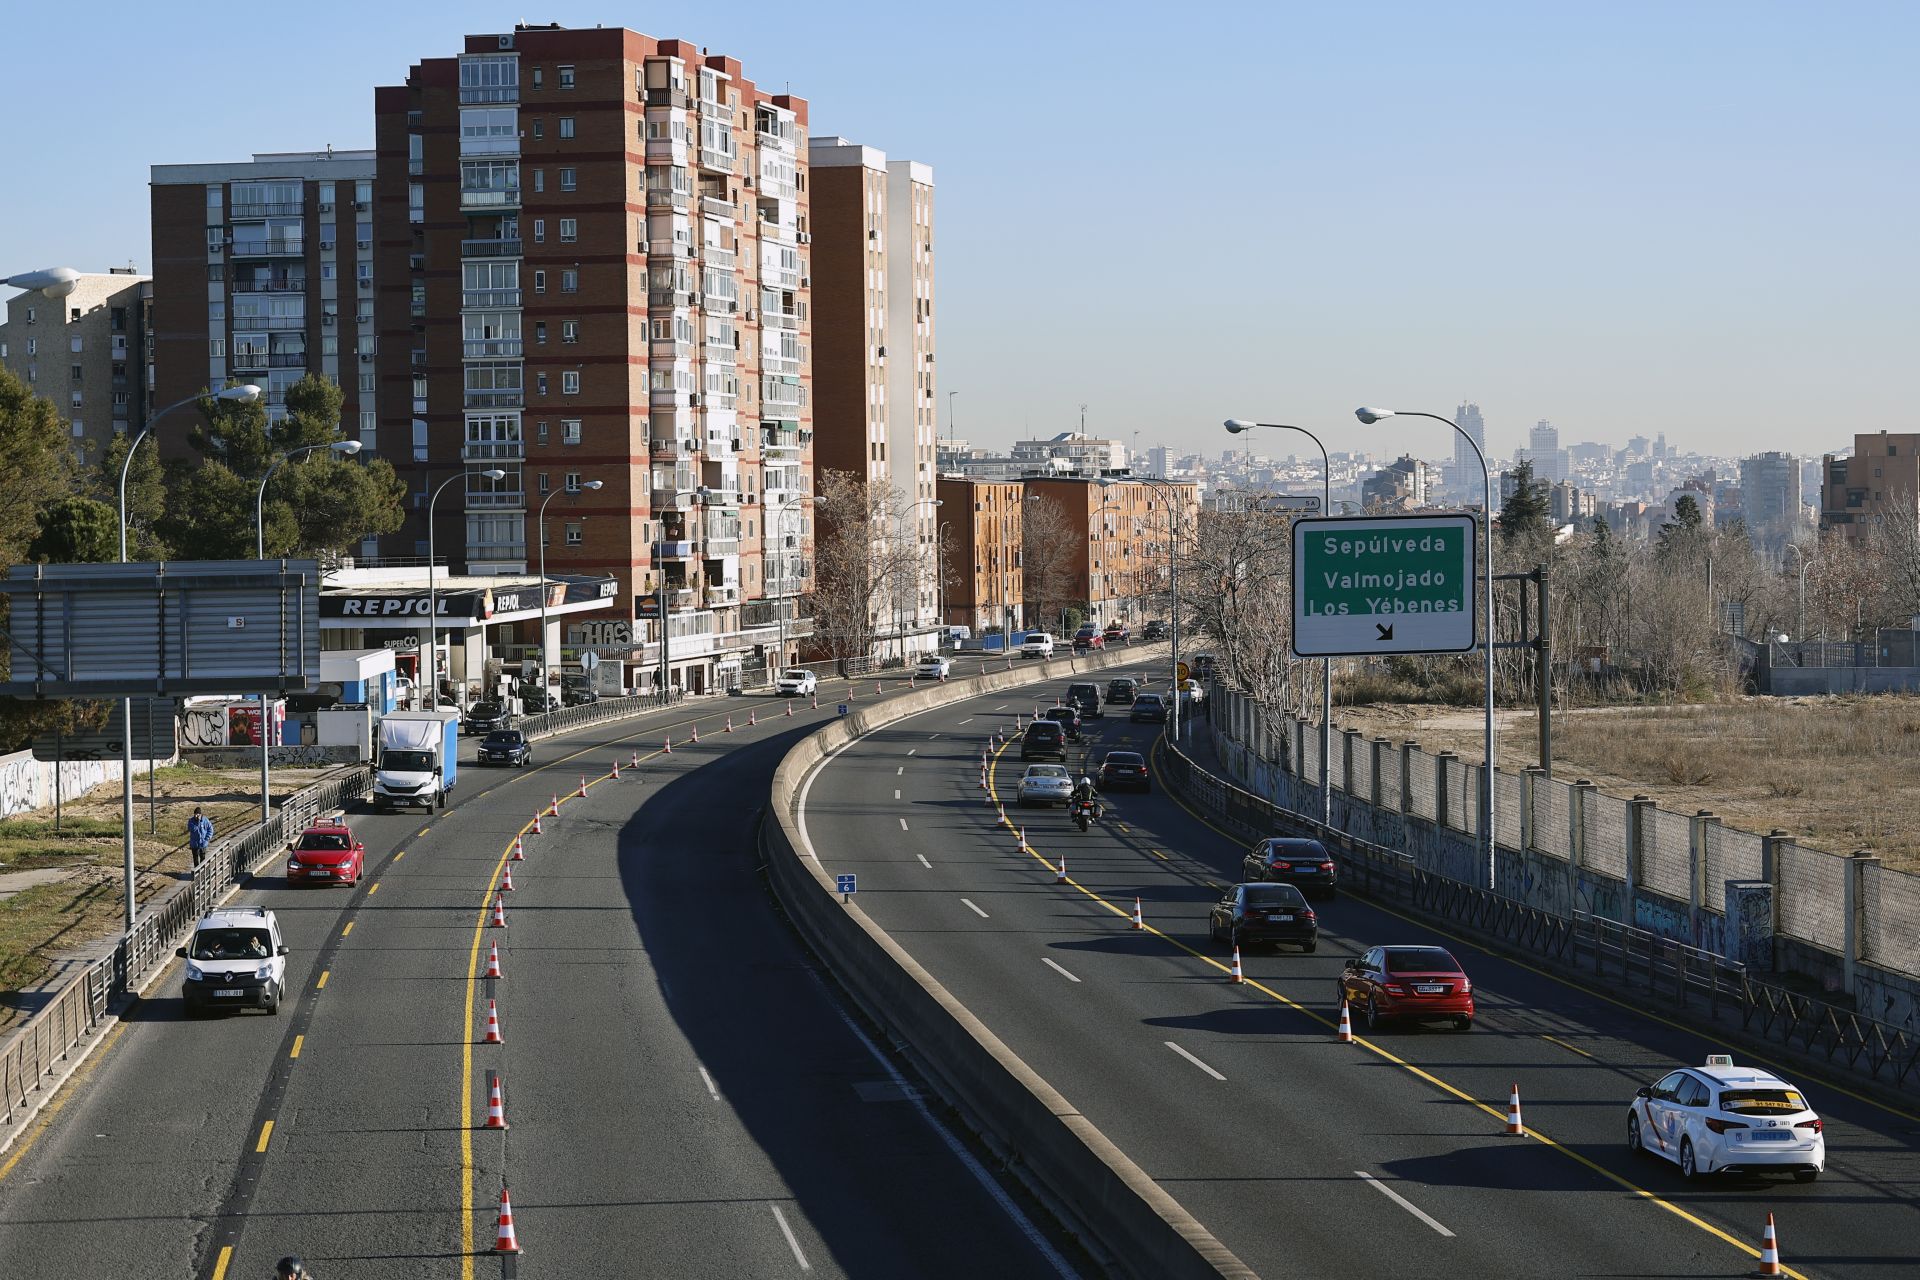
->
[[1414, 984, 1447, 994], [1268, 913, 1294, 922], [1749, 1130, 1792, 1141], [310, 868, 331, 877], [215, 988, 244, 997]]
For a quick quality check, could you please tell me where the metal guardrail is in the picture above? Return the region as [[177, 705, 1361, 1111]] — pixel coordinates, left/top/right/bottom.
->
[[1159, 734, 1920, 1098], [513, 689, 685, 739]]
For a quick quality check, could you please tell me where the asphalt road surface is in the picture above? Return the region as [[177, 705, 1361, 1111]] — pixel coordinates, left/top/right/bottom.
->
[[799, 662, 1920, 1280], [0, 663, 1080, 1279]]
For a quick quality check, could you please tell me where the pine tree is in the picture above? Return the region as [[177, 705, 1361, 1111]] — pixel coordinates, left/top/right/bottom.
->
[[1498, 459, 1550, 545]]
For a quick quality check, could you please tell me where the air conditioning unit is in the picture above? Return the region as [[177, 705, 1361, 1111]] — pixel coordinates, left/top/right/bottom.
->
[[320, 240, 335, 251], [800, 276, 810, 288], [354, 200, 368, 211], [319, 202, 333, 212], [797, 232, 810, 244], [498, 33, 513, 48], [745, 308, 756, 321], [689, 393, 700, 406], [357, 239, 372, 250], [322, 315, 336, 326]]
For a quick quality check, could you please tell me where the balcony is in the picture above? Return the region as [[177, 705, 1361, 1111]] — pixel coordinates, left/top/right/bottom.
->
[[464, 338, 524, 358], [649, 436, 695, 459], [648, 290, 692, 311], [230, 202, 303, 219], [761, 353, 799, 377], [651, 487, 692, 510], [460, 136, 520, 158], [703, 539, 740, 559], [459, 85, 518, 105], [645, 137, 688, 166], [462, 440, 525, 462], [699, 245, 737, 272], [698, 147, 735, 175], [762, 378, 802, 409], [644, 87, 689, 108], [654, 540, 696, 559], [230, 240, 305, 258], [462, 288, 523, 308], [704, 584, 740, 607], [231, 278, 306, 293], [461, 237, 524, 258], [650, 339, 693, 362], [668, 588, 699, 612], [699, 94, 731, 119], [701, 195, 735, 222], [465, 488, 526, 510], [229, 314, 307, 330], [762, 263, 800, 291], [460, 186, 521, 211], [645, 188, 690, 210], [463, 389, 524, 410], [699, 488, 738, 507], [762, 308, 798, 330]]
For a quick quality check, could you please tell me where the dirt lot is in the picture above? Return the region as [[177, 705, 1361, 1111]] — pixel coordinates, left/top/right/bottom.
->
[[0, 763, 331, 1032], [1333, 697, 1920, 872]]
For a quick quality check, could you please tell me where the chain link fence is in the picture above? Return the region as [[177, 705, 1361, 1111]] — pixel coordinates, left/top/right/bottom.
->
[[1779, 844, 1847, 952], [1861, 864, 1920, 978], [1705, 824, 1764, 893], [1585, 792, 1631, 880]]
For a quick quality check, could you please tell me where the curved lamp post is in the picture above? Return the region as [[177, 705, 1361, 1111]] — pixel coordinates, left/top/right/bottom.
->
[[896, 498, 943, 663], [1225, 419, 1334, 823], [773, 495, 825, 681], [423, 470, 505, 710], [1356, 406, 1496, 885], [537, 478, 603, 705]]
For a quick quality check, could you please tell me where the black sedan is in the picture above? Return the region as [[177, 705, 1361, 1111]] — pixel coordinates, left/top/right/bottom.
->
[[1209, 882, 1317, 953], [1042, 706, 1083, 741], [1097, 751, 1150, 793], [477, 729, 533, 767], [1130, 693, 1169, 724], [1243, 837, 1338, 898]]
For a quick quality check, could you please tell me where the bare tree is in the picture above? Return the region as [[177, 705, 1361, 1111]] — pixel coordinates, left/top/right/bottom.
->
[[809, 470, 922, 672], [1181, 507, 1295, 704], [1020, 495, 1079, 637]]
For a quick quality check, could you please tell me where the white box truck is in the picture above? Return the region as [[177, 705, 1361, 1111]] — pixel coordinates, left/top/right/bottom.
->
[[374, 709, 461, 810]]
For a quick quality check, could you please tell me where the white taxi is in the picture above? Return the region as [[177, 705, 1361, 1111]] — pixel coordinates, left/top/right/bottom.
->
[[1627, 1055, 1824, 1182]]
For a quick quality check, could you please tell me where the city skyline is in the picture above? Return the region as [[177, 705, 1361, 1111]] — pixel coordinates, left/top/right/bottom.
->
[[3, 1, 1912, 461]]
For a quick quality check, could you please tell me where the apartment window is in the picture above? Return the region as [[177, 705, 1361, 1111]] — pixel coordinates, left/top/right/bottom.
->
[[559, 167, 577, 191], [25, 338, 35, 356], [560, 269, 579, 293], [537, 472, 551, 495], [533, 169, 545, 193], [531, 119, 544, 140], [561, 321, 579, 344], [207, 265, 225, 282], [71, 365, 84, 381], [209, 338, 226, 358], [24, 307, 34, 324], [534, 322, 547, 344], [561, 371, 580, 396], [535, 372, 549, 396], [206, 188, 223, 212], [536, 420, 549, 442], [356, 180, 371, 205], [559, 117, 575, 139], [207, 227, 225, 250], [320, 263, 337, 280], [564, 470, 582, 491], [533, 219, 545, 243], [559, 218, 577, 242], [562, 420, 582, 445], [564, 520, 583, 546], [71, 391, 83, 408], [359, 372, 375, 393], [558, 65, 575, 89], [533, 270, 547, 294]]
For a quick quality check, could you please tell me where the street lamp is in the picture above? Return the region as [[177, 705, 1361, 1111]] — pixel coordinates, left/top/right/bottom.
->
[[1784, 542, 1817, 643], [1224, 419, 1334, 824], [896, 497, 943, 664], [537, 479, 602, 706], [1355, 405, 1496, 884], [424, 469, 505, 710], [773, 495, 826, 680], [254, 438, 362, 823], [2, 267, 81, 298]]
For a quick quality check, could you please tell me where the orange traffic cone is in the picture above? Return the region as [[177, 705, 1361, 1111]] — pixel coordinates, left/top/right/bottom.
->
[[1229, 946, 1245, 983], [1131, 898, 1144, 930], [491, 896, 508, 928], [749, 709, 757, 726], [548, 793, 559, 816], [500, 865, 515, 893], [483, 999, 503, 1044], [725, 715, 734, 733], [484, 1074, 509, 1129], [1505, 1083, 1525, 1135], [577, 775, 588, 797], [531, 811, 543, 835], [786, 700, 794, 716], [875, 681, 883, 696], [631, 750, 640, 768], [512, 836, 524, 861], [484, 941, 503, 979], [1016, 826, 1026, 849], [664, 735, 672, 754], [1756, 1212, 1782, 1276], [690, 723, 699, 743], [811, 692, 818, 709], [1336, 1000, 1354, 1043], [493, 1186, 521, 1253], [1055, 856, 1068, 884], [610, 759, 620, 780]]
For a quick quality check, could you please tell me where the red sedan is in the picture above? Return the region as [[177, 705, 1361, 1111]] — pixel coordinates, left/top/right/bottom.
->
[[286, 817, 365, 887], [1337, 945, 1474, 1031]]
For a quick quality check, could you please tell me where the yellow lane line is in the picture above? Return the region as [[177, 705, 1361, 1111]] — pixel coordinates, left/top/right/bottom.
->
[[315, 970, 329, 990], [290, 1035, 304, 1060], [1542, 1033, 1597, 1060], [1147, 739, 1920, 1129], [984, 734, 1807, 1279], [1148, 849, 1169, 860], [254, 1119, 274, 1153], [0, 1022, 127, 1185], [368, 882, 381, 895], [394, 850, 406, 860], [341, 922, 353, 937], [211, 1246, 233, 1280]]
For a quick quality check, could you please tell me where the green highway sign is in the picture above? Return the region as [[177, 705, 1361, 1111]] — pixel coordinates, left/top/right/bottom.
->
[[1291, 514, 1477, 657]]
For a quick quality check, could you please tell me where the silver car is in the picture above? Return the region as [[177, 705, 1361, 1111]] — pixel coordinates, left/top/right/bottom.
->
[[775, 668, 818, 695], [1017, 764, 1074, 807]]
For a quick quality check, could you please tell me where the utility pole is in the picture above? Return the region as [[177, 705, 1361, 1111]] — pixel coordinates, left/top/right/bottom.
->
[[1534, 563, 1552, 778]]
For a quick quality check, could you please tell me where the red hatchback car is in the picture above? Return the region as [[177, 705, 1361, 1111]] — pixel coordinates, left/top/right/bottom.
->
[[1338, 945, 1474, 1031], [286, 817, 365, 887]]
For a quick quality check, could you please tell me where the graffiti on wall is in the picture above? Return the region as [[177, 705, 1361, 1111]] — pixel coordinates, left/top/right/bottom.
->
[[0, 749, 167, 820]]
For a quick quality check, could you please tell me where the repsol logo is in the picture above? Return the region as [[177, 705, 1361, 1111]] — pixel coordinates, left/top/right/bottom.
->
[[338, 598, 449, 616]]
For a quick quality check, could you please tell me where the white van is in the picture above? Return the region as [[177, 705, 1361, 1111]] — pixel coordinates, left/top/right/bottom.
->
[[1021, 633, 1056, 659]]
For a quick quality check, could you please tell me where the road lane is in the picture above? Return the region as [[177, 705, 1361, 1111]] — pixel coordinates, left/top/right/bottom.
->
[[803, 666, 1920, 1279]]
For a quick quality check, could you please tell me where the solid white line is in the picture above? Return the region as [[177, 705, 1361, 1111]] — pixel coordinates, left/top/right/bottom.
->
[[958, 718, 973, 725], [1164, 1041, 1225, 1081], [1356, 1171, 1455, 1237], [1041, 957, 1081, 983], [917, 854, 932, 869], [994, 705, 1008, 711], [770, 1204, 812, 1271], [899, 818, 910, 831], [961, 898, 989, 918], [699, 1065, 721, 1101]]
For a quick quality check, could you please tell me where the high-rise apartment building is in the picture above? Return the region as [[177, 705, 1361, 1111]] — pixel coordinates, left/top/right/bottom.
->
[[1519, 418, 1568, 483], [151, 150, 378, 432], [1821, 432, 1920, 545], [1022, 477, 1198, 632], [809, 136, 940, 657], [370, 23, 814, 693], [1441, 401, 1487, 494], [0, 268, 151, 464], [1739, 451, 1802, 557]]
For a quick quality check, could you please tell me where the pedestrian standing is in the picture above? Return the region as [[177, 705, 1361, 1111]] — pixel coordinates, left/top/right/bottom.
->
[[187, 807, 214, 869]]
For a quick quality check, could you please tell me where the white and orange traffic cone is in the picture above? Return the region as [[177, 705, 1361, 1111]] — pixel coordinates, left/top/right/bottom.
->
[[610, 759, 620, 780], [1336, 999, 1354, 1043], [690, 723, 699, 743], [484, 1074, 509, 1130], [531, 811, 544, 836], [1229, 946, 1245, 983], [577, 775, 588, 797], [631, 750, 639, 768], [811, 692, 819, 709], [1505, 1083, 1525, 1135], [1055, 856, 1068, 884], [1756, 1212, 1782, 1276], [493, 1186, 521, 1253], [725, 715, 734, 733], [484, 941, 503, 979], [749, 709, 757, 726], [500, 865, 515, 893], [548, 793, 559, 816], [875, 681, 883, 696], [786, 700, 794, 716], [511, 836, 525, 861], [1131, 898, 1144, 930], [483, 999, 503, 1044], [491, 896, 508, 928], [664, 735, 673, 754], [1016, 826, 1026, 850]]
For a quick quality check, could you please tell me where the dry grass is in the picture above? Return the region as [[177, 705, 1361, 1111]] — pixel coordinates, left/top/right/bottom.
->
[[1333, 695, 1920, 872], [0, 763, 331, 1033]]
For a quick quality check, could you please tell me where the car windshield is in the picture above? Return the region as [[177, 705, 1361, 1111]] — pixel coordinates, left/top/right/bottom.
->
[[1105, 753, 1145, 767], [1719, 1088, 1808, 1115], [1268, 840, 1327, 857], [190, 927, 272, 960], [484, 731, 523, 746], [1244, 884, 1307, 907], [469, 703, 502, 717], [1027, 765, 1069, 779], [781, 669, 809, 680], [382, 749, 433, 772], [1109, 680, 1134, 691], [297, 832, 351, 851], [1135, 695, 1163, 706], [1045, 709, 1074, 721], [1385, 947, 1460, 973]]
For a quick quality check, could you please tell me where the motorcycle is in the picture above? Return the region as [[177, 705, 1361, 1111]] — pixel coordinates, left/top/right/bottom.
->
[[1072, 797, 1101, 832]]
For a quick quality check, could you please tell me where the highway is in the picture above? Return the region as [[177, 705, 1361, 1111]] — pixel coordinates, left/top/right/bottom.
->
[[798, 661, 1920, 1280], [0, 666, 1079, 1279]]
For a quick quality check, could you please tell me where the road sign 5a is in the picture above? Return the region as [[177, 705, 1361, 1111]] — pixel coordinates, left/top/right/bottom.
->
[[1291, 514, 1477, 658]]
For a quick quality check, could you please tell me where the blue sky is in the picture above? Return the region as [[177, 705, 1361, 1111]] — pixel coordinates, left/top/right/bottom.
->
[[3, 1, 1911, 461]]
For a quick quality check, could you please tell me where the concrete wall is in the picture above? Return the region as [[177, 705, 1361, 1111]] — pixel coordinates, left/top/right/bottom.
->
[[0, 749, 170, 820]]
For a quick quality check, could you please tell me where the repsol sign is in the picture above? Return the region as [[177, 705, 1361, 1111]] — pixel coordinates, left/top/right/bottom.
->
[[331, 596, 468, 618]]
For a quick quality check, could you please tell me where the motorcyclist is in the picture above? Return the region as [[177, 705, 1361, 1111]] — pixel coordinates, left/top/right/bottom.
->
[[1070, 775, 1095, 807], [276, 1259, 311, 1279]]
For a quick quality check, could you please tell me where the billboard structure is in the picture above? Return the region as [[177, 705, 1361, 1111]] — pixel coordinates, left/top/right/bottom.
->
[[0, 560, 321, 698]]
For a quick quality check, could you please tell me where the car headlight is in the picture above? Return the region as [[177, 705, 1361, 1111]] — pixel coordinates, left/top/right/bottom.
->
[[186, 963, 204, 982], [255, 965, 275, 980]]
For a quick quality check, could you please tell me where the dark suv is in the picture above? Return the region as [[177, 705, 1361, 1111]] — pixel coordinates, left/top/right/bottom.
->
[[1105, 677, 1139, 705], [1066, 682, 1102, 720], [463, 701, 509, 735], [1020, 720, 1067, 761], [1042, 706, 1083, 741]]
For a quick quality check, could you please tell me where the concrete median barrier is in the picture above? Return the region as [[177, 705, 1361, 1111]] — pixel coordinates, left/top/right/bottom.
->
[[765, 645, 1258, 1280]]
